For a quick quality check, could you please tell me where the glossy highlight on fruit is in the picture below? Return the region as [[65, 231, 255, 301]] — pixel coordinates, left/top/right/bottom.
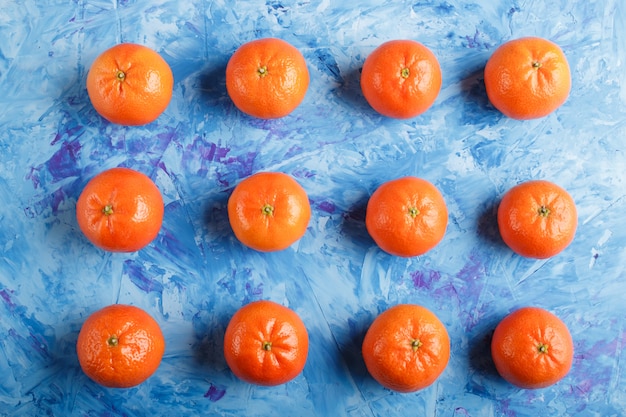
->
[[491, 306, 574, 389], [497, 180, 577, 259], [86, 43, 174, 125], [223, 300, 309, 386], [362, 304, 450, 393], [484, 37, 571, 120], [76, 167, 164, 252], [361, 40, 442, 118], [76, 304, 165, 388]]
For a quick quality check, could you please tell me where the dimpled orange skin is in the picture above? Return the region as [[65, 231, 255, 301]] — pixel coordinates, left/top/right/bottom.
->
[[360, 40, 442, 119], [365, 177, 448, 257], [497, 180, 577, 259], [76, 304, 165, 388], [362, 304, 450, 393], [223, 300, 309, 386], [491, 307, 574, 389], [76, 167, 164, 252], [226, 38, 310, 119], [86, 43, 174, 126], [227, 172, 311, 252], [484, 37, 571, 120]]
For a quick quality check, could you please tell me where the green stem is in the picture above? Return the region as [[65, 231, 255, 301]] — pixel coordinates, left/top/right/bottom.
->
[[538, 205, 551, 217], [262, 204, 274, 216], [411, 339, 423, 352], [107, 335, 119, 347], [102, 205, 114, 216]]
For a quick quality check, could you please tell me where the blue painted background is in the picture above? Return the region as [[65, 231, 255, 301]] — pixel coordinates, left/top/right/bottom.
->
[[1, 0, 625, 415]]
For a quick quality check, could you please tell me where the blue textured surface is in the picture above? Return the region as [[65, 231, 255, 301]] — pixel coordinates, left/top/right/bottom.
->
[[1, 0, 625, 415]]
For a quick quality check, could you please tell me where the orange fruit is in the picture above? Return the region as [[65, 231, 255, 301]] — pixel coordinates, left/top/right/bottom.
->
[[76, 304, 165, 388], [76, 167, 164, 252], [497, 180, 577, 259], [484, 37, 571, 120], [223, 300, 309, 386], [491, 306, 574, 389], [362, 304, 450, 393], [227, 172, 311, 252], [360, 40, 442, 119], [226, 38, 310, 119], [365, 176, 448, 257], [86, 43, 174, 125]]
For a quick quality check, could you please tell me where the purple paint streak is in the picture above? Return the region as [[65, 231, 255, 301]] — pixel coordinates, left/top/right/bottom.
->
[[123, 260, 165, 294], [204, 383, 226, 402], [411, 269, 442, 290], [316, 200, 336, 214]]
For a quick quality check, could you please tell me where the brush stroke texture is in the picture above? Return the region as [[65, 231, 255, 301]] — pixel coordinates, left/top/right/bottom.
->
[[1, 0, 625, 415]]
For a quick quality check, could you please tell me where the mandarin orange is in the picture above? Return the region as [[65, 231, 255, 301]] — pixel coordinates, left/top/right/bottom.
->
[[76, 304, 165, 388], [223, 300, 309, 386], [484, 37, 571, 120], [362, 304, 450, 392], [366, 177, 448, 257], [361, 40, 442, 119], [86, 43, 173, 125], [226, 38, 309, 119], [491, 306, 574, 389]]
